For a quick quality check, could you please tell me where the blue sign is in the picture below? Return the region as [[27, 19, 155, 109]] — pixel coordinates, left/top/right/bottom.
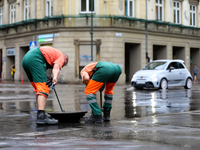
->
[[38, 34, 53, 39], [29, 41, 37, 50]]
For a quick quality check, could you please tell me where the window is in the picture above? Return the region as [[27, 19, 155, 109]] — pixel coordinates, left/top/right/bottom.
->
[[174, 1, 181, 24], [0, 7, 3, 25], [143, 61, 167, 70], [190, 5, 196, 27], [170, 62, 179, 69], [125, 0, 135, 17], [10, 3, 15, 24], [79, 45, 96, 78], [46, 0, 53, 17], [178, 62, 185, 69], [24, 0, 30, 20], [156, 0, 164, 21], [80, 0, 95, 13], [74, 39, 101, 79], [168, 62, 185, 69]]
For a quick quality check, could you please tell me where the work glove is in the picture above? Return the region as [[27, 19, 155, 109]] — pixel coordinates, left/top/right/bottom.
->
[[46, 76, 53, 87]]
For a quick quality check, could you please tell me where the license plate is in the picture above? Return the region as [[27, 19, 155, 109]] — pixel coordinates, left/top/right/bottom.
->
[[137, 80, 145, 84]]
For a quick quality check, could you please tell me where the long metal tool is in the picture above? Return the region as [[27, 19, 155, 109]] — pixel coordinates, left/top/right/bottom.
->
[[49, 84, 87, 123], [52, 85, 65, 112], [99, 83, 105, 110], [100, 90, 103, 109]]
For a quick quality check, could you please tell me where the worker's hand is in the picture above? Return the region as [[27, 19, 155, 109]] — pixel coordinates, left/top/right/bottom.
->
[[52, 78, 58, 85], [82, 74, 90, 86], [83, 79, 90, 86], [46, 76, 53, 87]]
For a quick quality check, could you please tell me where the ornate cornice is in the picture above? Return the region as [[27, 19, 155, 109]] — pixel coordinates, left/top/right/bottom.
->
[[174, 0, 199, 6], [96, 39, 101, 45], [0, 0, 4, 7], [74, 39, 80, 46], [7, 0, 17, 4], [189, 0, 199, 5], [174, 0, 183, 2]]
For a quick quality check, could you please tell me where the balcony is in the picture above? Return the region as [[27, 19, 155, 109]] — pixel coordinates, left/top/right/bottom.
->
[[0, 15, 199, 37]]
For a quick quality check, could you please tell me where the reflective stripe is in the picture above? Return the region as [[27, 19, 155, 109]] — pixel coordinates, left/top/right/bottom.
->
[[104, 94, 113, 101], [105, 94, 113, 98], [105, 100, 112, 104], [86, 94, 96, 98], [88, 99, 97, 104]]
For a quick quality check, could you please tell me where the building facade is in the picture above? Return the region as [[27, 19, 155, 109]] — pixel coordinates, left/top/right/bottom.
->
[[0, 0, 200, 84]]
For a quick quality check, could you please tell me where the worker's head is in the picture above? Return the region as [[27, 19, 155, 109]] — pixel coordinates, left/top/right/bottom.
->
[[63, 54, 69, 67]]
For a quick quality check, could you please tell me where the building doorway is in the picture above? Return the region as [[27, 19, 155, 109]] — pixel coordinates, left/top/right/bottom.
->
[[153, 45, 167, 60], [125, 43, 141, 83], [190, 48, 200, 73], [173, 46, 185, 60]]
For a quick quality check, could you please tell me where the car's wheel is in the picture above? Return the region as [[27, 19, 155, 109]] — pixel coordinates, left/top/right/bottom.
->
[[159, 78, 168, 89], [184, 78, 192, 89]]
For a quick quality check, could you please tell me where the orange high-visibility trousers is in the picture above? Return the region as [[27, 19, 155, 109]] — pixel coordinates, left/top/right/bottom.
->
[[84, 62, 122, 115]]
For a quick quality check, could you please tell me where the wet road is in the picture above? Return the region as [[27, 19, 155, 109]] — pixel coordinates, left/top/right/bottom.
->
[[0, 81, 200, 149]]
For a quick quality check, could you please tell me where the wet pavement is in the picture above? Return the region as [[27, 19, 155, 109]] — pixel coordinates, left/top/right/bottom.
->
[[0, 81, 200, 149]]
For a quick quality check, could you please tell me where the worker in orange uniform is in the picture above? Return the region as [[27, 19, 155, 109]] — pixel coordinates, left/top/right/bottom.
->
[[81, 61, 122, 123], [22, 46, 69, 125]]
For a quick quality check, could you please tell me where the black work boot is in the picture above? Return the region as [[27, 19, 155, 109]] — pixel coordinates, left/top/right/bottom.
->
[[36, 110, 58, 125], [86, 114, 103, 123], [103, 108, 111, 121]]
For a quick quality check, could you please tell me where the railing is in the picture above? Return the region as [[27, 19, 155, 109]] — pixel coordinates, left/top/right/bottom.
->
[[0, 15, 199, 36]]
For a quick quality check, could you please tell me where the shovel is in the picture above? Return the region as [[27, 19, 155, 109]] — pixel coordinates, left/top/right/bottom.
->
[[48, 85, 87, 123]]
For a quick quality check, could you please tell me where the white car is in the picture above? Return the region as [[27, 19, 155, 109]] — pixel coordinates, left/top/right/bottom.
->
[[131, 60, 193, 89]]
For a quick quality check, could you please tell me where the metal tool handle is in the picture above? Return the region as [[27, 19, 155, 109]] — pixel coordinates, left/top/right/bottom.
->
[[99, 83, 105, 109], [100, 90, 103, 109], [52, 84, 65, 112]]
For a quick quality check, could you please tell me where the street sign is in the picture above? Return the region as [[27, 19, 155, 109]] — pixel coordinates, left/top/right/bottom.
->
[[116, 33, 122, 37], [38, 38, 53, 42], [38, 34, 53, 39], [29, 41, 37, 50]]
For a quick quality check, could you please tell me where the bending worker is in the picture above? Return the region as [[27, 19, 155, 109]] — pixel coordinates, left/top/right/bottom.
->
[[81, 61, 122, 123], [22, 46, 69, 125]]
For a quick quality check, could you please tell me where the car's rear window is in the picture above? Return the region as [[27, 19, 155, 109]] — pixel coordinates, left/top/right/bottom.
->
[[143, 61, 167, 70]]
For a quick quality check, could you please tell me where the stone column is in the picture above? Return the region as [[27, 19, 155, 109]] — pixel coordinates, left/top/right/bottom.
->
[[185, 43, 190, 70], [15, 45, 20, 80], [167, 43, 172, 59]]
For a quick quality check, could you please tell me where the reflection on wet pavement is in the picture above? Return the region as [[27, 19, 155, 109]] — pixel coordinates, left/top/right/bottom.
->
[[125, 87, 200, 119], [1, 82, 200, 149], [0, 82, 200, 122]]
